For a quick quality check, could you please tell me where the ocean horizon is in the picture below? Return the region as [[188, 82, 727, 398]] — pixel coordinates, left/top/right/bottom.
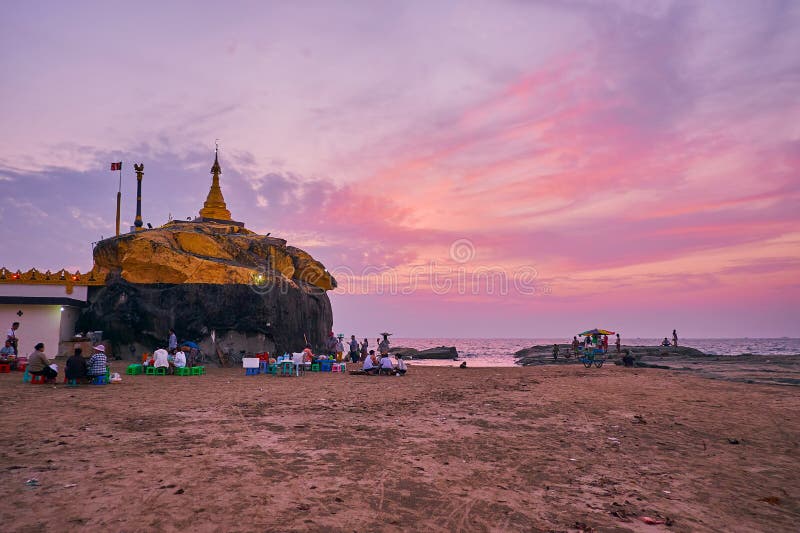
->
[[388, 337, 800, 367]]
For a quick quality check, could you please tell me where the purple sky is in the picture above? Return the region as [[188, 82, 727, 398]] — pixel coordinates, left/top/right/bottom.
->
[[1, 1, 799, 338]]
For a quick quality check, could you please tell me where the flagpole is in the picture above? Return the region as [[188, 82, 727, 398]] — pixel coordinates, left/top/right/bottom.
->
[[115, 163, 122, 236]]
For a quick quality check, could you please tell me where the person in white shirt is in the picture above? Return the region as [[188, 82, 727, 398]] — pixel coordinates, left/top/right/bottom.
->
[[362, 351, 377, 374], [394, 354, 407, 376], [173, 350, 186, 368], [153, 349, 169, 369], [379, 354, 395, 375]]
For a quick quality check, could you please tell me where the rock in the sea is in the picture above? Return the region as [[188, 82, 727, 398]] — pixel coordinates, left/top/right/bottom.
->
[[78, 221, 336, 360], [391, 346, 459, 359]]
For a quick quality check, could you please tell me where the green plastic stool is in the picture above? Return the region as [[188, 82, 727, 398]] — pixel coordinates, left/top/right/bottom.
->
[[175, 367, 191, 376], [126, 364, 143, 375], [190, 366, 205, 375], [311, 363, 320, 372], [154, 367, 167, 376], [145, 366, 156, 375]]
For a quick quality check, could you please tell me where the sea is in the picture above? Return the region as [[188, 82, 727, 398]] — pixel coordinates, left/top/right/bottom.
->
[[390, 338, 800, 367]]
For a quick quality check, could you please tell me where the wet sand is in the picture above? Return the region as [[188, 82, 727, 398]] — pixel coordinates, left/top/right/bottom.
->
[[1, 364, 798, 532]]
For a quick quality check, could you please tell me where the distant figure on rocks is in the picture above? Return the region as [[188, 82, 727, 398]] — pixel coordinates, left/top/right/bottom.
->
[[672, 329, 679, 347], [615, 334, 621, 354], [552, 344, 559, 360], [622, 349, 635, 367], [168, 329, 178, 352], [459, 361, 467, 369], [661, 338, 671, 347]]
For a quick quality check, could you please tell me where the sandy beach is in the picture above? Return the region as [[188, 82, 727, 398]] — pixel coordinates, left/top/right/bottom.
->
[[1, 363, 798, 532]]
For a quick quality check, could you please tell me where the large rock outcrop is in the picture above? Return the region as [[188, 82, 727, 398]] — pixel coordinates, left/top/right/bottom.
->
[[91, 221, 335, 290], [78, 221, 336, 360]]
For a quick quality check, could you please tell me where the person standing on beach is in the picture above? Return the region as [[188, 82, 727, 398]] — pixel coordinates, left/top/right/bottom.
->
[[348, 335, 359, 363], [615, 334, 621, 354], [672, 329, 678, 347], [335, 336, 345, 363], [602, 335, 609, 353], [379, 335, 390, 356], [6, 322, 19, 355], [572, 336, 579, 356], [360, 338, 369, 361], [168, 329, 177, 352]]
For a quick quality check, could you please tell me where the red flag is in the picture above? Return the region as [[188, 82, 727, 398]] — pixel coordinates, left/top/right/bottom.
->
[[110, 162, 122, 171]]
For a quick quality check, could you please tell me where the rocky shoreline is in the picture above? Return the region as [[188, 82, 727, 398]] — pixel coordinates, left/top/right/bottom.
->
[[514, 344, 705, 366], [514, 344, 800, 386]]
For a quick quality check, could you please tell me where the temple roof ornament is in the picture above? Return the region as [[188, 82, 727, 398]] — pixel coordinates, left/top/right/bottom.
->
[[199, 149, 233, 221]]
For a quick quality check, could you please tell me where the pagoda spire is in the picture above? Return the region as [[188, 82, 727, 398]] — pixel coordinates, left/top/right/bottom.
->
[[199, 145, 232, 221]]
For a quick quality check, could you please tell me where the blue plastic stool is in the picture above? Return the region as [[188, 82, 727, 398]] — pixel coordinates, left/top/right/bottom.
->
[[259, 361, 269, 374], [245, 367, 260, 376], [22, 369, 31, 383], [91, 375, 107, 385]]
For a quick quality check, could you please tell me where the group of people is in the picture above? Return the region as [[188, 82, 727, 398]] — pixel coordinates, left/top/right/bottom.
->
[[140, 329, 198, 374], [361, 350, 407, 376], [1, 323, 21, 369], [661, 330, 679, 347], [312, 331, 406, 375], [322, 332, 391, 364], [566, 333, 622, 357], [28, 343, 109, 384]]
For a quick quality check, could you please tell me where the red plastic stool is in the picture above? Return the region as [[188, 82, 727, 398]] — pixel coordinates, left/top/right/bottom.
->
[[30, 374, 47, 384], [0, 364, 11, 373]]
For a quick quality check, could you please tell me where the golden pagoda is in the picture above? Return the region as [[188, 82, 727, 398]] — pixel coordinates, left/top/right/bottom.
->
[[198, 148, 244, 228]]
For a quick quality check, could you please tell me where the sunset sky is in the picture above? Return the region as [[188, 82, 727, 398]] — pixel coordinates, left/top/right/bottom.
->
[[1, 0, 798, 338]]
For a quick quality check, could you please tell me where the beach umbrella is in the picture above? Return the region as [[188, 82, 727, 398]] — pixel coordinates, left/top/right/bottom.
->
[[180, 341, 199, 349], [578, 328, 615, 336]]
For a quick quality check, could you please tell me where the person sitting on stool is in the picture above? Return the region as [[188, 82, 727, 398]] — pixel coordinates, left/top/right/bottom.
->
[[65, 347, 87, 383], [86, 345, 108, 380], [28, 343, 57, 382]]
